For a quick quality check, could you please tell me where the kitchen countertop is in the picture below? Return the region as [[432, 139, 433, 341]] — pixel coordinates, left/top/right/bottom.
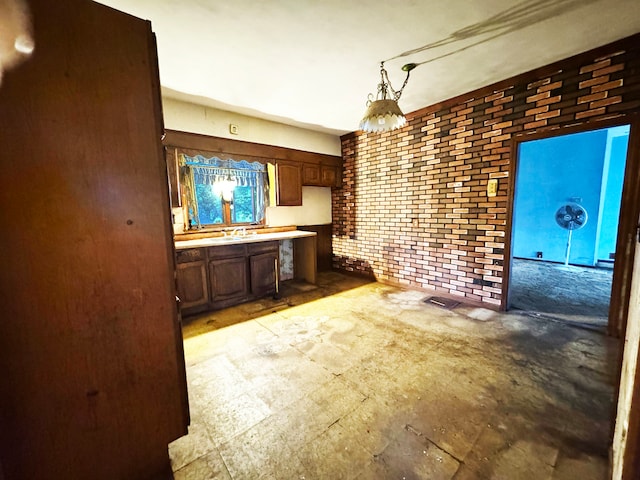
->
[[174, 229, 316, 250]]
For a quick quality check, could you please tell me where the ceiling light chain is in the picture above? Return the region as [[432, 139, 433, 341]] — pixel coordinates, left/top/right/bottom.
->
[[359, 61, 417, 133]]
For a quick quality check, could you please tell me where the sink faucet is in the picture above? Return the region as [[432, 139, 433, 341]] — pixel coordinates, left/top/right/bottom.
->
[[231, 227, 246, 237]]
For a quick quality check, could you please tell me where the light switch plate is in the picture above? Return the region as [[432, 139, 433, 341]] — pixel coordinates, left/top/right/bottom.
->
[[487, 179, 498, 197]]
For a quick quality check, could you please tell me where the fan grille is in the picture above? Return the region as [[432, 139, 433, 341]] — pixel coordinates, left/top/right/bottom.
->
[[555, 203, 587, 230]]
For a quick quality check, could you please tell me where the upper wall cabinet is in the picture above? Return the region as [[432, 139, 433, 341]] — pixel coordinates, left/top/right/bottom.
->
[[302, 163, 341, 188], [276, 161, 302, 206]]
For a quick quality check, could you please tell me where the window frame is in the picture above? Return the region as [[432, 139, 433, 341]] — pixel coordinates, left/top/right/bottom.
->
[[179, 154, 269, 232]]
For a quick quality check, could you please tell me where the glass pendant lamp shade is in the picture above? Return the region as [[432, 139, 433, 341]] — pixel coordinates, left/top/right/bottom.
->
[[359, 62, 416, 133], [359, 99, 406, 132]]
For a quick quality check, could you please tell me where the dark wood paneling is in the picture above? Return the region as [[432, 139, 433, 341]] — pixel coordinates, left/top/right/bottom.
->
[[0, 1, 188, 479], [164, 130, 342, 166], [165, 146, 181, 207], [301, 225, 333, 271]]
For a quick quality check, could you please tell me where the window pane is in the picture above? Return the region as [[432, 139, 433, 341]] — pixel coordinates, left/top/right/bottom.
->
[[195, 183, 223, 225], [232, 185, 255, 223]]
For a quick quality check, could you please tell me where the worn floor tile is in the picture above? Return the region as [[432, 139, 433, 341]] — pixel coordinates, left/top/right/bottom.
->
[[169, 422, 217, 472], [172, 451, 231, 480], [359, 425, 460, 480], [296, 422, 371, 479], [201, 391, 271, 446], [171, 272, 616, 480]]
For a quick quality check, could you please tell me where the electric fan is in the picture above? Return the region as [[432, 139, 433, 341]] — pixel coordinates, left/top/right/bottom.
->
[[555, 203, 588, 266]]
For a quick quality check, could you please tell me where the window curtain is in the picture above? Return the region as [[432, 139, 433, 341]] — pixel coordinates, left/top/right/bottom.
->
[[179, 154, 270, 228]]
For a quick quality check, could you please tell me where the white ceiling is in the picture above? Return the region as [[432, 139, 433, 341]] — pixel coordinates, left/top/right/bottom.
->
[[95, 0, 640, 136]]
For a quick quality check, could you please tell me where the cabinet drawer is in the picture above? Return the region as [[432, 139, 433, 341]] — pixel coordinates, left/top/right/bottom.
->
[[176, 248, 205, 264], [207, 244, 247, 259], [247, 241, 279, 255]]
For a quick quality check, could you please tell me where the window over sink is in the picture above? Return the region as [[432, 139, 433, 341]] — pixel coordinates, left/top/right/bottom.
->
[[179, 155, 269, 230]]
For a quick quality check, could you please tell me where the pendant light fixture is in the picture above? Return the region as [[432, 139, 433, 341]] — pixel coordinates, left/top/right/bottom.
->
[[359, 62, 416, 133]]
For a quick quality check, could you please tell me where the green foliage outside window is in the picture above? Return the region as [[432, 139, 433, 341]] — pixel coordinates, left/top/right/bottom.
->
[[195, 184, 223, 225], [231, 186, 256, 223], [183, 155, 267, 229]]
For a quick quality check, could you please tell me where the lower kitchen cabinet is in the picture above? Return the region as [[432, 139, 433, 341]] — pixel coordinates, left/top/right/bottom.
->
[[250, 251, 278, 297], [176, 248, 209, 316], [176, 241, 279, 315], [209, 257, 249, 307], [176, 261, 209, 310]]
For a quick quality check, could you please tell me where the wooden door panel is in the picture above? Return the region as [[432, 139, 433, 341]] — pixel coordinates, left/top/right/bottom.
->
[[250, 252, 278, 297], [0, 1, 188, 478], [177, 261, 208, 307], [321, 165, 338, 187], [302, 163, 321, 185], [209, 257, 248, 302]]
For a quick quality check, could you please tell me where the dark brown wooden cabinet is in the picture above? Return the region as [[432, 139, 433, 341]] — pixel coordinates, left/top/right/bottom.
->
[[177, 241, 279, 314], [0, 1, 189, 479], [176, 249, 209, 315], [209, 257, 249, 306], [322, 165, 340, 187], [302, 163, 341, 188], [249, 242, 279, 297], [276, 161, 303, 206], [302, 163, 322, 185]]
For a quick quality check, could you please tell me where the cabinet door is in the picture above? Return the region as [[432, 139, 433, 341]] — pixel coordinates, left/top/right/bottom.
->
[[302, 163, 321, 186], [321, 165, 339, 187], [209, 257, 248, 304], [250, 252, 278, 297], [176, 261, 209, 311], [276, 162, 302, 206]]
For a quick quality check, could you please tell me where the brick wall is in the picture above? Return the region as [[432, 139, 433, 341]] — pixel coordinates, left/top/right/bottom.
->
[[333, 34, 640, 307]]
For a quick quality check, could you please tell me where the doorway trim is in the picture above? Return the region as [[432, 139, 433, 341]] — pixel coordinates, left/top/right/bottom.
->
[[502, 114, 640, 338]]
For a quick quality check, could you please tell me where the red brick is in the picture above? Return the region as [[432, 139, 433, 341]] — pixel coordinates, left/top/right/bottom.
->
[[593, 63, 625, 77], [590, 96, 622, 108], [579, 59, 611, 74], [591, 78, 624, 93], [578, 75, 610, 89], [526, 91, 551, 103], [538, 80, 563, 93], [577, 91, 608, 104], [575, 107, 607, 119]]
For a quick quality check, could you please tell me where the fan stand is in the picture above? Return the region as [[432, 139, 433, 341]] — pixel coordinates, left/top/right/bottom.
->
[[564, 228, 573, 266]]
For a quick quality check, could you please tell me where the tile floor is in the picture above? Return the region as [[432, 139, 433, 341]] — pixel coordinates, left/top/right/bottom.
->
[[169, 272, 619, 479]]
